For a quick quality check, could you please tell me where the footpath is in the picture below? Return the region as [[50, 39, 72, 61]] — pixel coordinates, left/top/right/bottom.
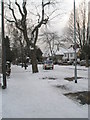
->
[[1, 65, 88, 118]]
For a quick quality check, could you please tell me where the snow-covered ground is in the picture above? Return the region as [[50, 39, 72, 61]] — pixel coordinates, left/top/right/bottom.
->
[[0, 65, 89, 118], [0, 88, 2, 120]]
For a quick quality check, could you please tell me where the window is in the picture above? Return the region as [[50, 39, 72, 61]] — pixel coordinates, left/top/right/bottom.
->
[[64, 53, 67, 57], [70, 53, 73, 57]]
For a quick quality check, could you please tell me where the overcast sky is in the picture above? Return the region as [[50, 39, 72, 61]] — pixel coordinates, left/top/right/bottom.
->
[[0, 0, 89, 52], [47, 0, 89, 34], [0, 0, 89, 36], [0, 0, 89, 30]]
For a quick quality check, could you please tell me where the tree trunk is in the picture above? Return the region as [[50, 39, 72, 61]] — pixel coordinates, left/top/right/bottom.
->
[[24, 61, 27, 70], [21, 47, 24, 68], [22, 29, 38, 73], [85, 54, 89, 67], [31, 49, 38, 73]]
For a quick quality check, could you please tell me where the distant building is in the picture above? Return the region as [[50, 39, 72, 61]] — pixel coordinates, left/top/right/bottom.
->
[[63, 48, 79, 61], [55, 47, 79, 62], [55, 49, 64, 63]]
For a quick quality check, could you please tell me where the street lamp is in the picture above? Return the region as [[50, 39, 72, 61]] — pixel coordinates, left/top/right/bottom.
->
[[74, 0, 77, 83], [1, 0, 7, 89]]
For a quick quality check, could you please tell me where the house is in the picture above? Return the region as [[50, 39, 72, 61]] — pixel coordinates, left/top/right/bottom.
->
[[54, 49, 64, 63], [63, 48, 74, 62], [42, 46, 80, 64], [54, 47, 79, 63], [63, 47, 79, 61], [63, 47, 80, 62]]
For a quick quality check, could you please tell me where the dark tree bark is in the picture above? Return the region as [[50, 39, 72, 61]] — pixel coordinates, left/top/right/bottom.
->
[[31, 49, 38, 73], [85, 54, 89, 67]]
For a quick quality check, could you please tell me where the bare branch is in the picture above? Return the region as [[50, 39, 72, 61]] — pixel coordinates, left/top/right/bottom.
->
[[43, 1, 51, 7], [15, 1, 24, 17], [9, 3, 17, 22], [34, 29, 39, 46], [5, 17, 15, 23], [15, 22, 24, 31], [22, 1, 27, 17]]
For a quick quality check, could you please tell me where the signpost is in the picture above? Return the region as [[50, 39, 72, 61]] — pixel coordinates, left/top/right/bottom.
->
[[1, 0, 7, 89], [74, 0, 77, 83], [88, 1, 90, 44]]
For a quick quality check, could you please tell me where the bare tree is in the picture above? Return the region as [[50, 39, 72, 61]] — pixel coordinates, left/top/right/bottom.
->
[[63, 0, 90, 66], [64, 0, 87, 45], [40, 29, 65, 56], [5, 0, 60, 73], [42, 31, 58, 56]]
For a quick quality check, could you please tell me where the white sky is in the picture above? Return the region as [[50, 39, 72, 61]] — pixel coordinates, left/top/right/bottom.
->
[[0, 0, 90, 43], [48, 0, 89, 34], [0, 0, 89, 30]]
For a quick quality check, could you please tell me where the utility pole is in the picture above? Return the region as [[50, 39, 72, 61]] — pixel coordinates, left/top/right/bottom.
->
[[1, 0, 7, 89], [88, 1, 90, 44], [74, 0, 77, 83]]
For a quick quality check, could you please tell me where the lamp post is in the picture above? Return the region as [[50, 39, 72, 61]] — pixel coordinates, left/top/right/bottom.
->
[[74, 0, 77, 83], [1, 0, 7, 89], [88, 1, 90, 44]]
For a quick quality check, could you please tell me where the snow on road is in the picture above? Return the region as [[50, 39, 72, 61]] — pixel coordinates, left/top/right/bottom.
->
[[1, 65, 88, 118]]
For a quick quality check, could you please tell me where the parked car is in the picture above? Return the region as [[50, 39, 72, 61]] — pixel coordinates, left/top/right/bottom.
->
[[67, 61, 73, 65], [43, 60, 54, 70], [80, 60, 86, 66], [80, 60, 90, 66]]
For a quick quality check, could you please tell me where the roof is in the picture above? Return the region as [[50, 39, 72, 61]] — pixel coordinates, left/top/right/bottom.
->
[[55, 47, 79, 55], [55, 49, 64, 55]]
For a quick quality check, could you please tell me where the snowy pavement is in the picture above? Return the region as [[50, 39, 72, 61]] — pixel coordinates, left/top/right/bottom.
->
[[1, 65, 89, 118], [0, 88, 2, 120]]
